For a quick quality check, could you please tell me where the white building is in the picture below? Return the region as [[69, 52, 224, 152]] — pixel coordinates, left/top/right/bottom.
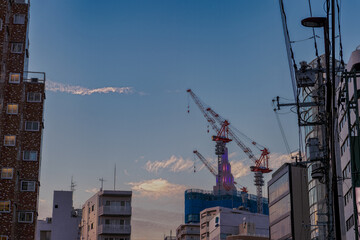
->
[[36, 191, 82, 240], [337, 46, 360, 239], [200, 207, 269, 240], [80, 190, 132, 240], [176, 223, 200, 240]]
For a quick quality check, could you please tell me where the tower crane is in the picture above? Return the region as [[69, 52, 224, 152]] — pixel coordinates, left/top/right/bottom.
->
[[187, 89, 271, 213], [187, 89, 236, 195], [193, 150, 248, 193], [206, 108, 271, 214]]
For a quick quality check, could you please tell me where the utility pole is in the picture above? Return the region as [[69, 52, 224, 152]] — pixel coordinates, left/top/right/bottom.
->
[[330, 0, 342, 238]]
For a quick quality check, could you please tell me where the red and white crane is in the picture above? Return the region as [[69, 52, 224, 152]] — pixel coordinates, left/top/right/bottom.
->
[[187, 89, 271, 213]]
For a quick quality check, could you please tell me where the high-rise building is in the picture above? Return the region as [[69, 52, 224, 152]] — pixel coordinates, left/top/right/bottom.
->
[[268, 163, 310, 240], [0, 0, 46, 239], [80, 190, 132, 240], [337, 46, 360, 239], [36, 191, 82, 240]]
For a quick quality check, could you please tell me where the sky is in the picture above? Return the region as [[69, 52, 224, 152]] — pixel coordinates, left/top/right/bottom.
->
[[27, 1, 360, 239]]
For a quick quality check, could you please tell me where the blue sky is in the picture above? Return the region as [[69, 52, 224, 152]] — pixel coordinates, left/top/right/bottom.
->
[[28, 1, 360, 239]]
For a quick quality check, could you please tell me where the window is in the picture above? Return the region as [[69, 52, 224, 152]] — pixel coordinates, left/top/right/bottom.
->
[[0, 19, 3, 31], [25, 121, 39, 131], [18, 212, 33, 223], [0, 236, 8, 240], [23, 150, 37, 161], [9, 73, 20, 83], [0, 201, 10, 212], [39, 231, 50, 240], [341, 137, 350, 156], [344, 188, 353, 206], [91, 205, 94, 211], [11, 43, 23, 53], [13, 14, 25, 24], [4, 135, 16, 146], [339, 114, 347, 132], [1, 168, 13, 179], [91, 223, 93, 229], [27, 92, 41, 102], [6, 104, 18, 114], [343, 162, 351, 180], [346, 214, 354, 231], [21, 181, 36, 192]]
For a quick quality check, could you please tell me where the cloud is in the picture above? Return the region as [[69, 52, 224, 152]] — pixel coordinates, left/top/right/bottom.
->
[[128, 178, 187, 199], [269, 152, 296, 170], [145, 155, 194, 173], [124, 169, 129, 176], [85, 188, 98, 194], [46, 80, 134, 96], [230, 161, 251, 178]]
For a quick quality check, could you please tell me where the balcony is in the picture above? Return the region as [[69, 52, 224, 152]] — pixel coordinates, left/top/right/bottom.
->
[[181, 228, 199, 235], [98, 206, 132, 216], [24, 71, 45, 84], [98, 224, 131, 235]]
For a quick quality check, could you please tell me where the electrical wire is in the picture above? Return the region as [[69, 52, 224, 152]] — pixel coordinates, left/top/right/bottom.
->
[[308, 0, 322, 68], [336, 0, 345, 68], [279, 0, 298, 99], [274, 110, 291, 155]]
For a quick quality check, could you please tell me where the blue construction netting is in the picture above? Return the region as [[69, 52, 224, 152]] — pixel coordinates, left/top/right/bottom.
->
[[184, 189, 269, 223]]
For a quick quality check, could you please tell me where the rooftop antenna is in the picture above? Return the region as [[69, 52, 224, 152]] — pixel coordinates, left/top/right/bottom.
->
[[114, 163, 116, 190], [99, 178, 106, 191], [70, 176, 76, 192]]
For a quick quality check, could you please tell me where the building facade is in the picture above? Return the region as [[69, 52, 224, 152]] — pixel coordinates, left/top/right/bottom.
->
[[176, 223, 200, 240], [337, 46, 360, 239], [185, 189, 268, 224], [268, 163, 310, 240], [35, 191, 82, 240], [80, 190, 132, 240], [199, 207, 269, 240], [0, 0, 46, 239]]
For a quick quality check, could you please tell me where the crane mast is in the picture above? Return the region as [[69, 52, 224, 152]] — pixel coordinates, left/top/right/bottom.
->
[[206, 108, 271, 214], [193, 150, 248, 193], [187, 89, 236, 195]]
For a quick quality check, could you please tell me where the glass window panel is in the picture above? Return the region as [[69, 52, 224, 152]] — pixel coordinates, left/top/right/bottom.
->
[[270, 216, 291, 240], [269, 194, 291, 223], [269, 172, 289, 203]]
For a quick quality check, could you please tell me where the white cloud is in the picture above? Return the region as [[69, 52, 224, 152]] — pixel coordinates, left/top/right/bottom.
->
[[85, 188, 98, 194], [230, 161, 251, 178], [145, 155, 194, 173], [269, 152, 296, 170], [46, 80, 134, 96], [128, 178, 187, 199]]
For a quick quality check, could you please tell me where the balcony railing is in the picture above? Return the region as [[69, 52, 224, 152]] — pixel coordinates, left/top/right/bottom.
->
[[181, 229, 199, 236], [98, 206, 132, 216], [98, 224, 131, 235], [24, 71, 45, 84]]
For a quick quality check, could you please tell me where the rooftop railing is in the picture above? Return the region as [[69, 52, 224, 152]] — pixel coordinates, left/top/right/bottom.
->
[[23, 71, 45, 84]]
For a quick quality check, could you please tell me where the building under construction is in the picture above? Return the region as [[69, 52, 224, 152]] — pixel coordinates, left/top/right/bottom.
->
[[185, 89, 269, 224], [184, 147, 268, 224]]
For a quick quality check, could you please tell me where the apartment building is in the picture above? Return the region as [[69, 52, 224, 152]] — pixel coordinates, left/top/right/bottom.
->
[[36, 191, 82, 240], [0, 0, 46, 239], [80, 190, 132, 240], [176, 223, 200, 240], [337, 46, 360, 239]]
